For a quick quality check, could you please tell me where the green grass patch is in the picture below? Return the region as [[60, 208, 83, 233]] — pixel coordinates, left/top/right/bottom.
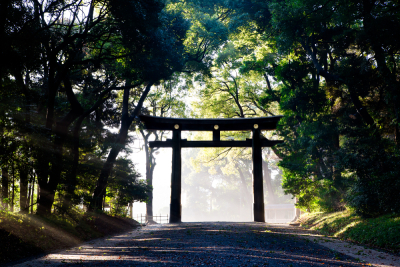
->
[[299, 210, 400, 253]]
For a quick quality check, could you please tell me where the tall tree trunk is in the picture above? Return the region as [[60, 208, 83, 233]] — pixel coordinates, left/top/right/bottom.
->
[[37, 76, 83, 215], [331, 132, 344, 210], [36, 178, 40, 213], [62, 85, 113, 211], [31, 172, 35, 214], [46, 123, 71, 214], [1, 167, 9, 210], [36, 42, 63, 216], [27, 181, 32, 212], [11, 162, 15, 212], [90, 82, 154, 211], [394, 103, 400, 146], [19, 166, 29, 213], [62, 118, 83, 212], [140, 130, 156, 221], [145, 147, 154, 220], [36, 111, 54, 215], [294, 197, 301, 220], [35, 136, 52, 216], [0, 67, 6, 209]]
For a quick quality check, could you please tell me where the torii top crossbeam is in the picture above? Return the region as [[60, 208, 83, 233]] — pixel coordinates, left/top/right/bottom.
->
[[139, 115, 283, 131], [139, 115, 284, 148]]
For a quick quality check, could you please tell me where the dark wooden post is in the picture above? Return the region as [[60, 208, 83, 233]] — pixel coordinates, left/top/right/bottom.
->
[[252, 127, 265, 222], [213, 127, 220, 141], [170, 127, 182, 223]]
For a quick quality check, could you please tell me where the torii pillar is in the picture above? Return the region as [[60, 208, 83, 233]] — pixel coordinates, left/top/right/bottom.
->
[[252, 128, 265, 222], [170, 128, 182, 223]]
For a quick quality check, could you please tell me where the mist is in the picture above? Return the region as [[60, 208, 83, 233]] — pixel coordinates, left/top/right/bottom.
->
[[180, 148, 295, 223], [180, 148, 248, 222]]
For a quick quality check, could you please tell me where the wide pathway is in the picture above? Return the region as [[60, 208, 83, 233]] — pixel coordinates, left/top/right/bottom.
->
[[11, 222, 399, 266]]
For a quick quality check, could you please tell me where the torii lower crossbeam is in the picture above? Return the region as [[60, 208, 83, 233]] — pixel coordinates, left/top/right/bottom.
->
[[139, 115, 284, 223]]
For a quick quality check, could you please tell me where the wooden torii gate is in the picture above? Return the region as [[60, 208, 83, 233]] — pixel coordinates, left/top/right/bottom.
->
[[139, 115, 284, 223]]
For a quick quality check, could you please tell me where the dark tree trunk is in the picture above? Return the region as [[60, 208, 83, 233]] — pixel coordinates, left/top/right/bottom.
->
[[36, 171, 52, 216], [36, 178, 40, 213], [62, 84, 114, 211], [27, 181, 32, 212], [36, 137, 66, 217], [36, 70, 57, 216], [27, 169, 34, 214], [90, 82, 154, 211], [62, 117, 84, 212], [1, 167, 9, 209], [37, 76, 84, 215], [141, 130, 156, 221], [145, 146, 154, 219], [47, 116, 79, 213], [35, 37, 69, 215], [19, 166, 29, 213], [332, 132, 341, 181], [91, 88, 131, 211], [31, 172, 35, 214], [11, 163, 15, 212]]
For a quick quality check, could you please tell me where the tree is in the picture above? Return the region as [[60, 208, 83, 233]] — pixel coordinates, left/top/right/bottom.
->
[[189, 35, 282, 207], [233, 0, 400, 215], [0, 0, 188, 215], [89, 0, 191, 210], [27, 0, 140, 216], [138, 78, 187, 220], [0, 0, 41, 211]]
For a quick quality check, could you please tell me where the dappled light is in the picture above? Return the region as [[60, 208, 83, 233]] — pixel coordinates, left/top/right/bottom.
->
[[15, 223, 368, 266]]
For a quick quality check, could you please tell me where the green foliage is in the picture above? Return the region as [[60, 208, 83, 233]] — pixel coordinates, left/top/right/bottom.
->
[[106, 158, 150, 215], [338, 133, 400, 217], [236, 0, 400, 216], [0, 0, 193, 214]]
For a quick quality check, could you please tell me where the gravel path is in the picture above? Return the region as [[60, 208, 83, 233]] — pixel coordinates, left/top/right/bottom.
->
[[11, 222, 397, 267]]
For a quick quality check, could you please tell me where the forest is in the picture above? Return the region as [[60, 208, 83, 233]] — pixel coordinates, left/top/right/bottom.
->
[[1, 0, 399, 220]]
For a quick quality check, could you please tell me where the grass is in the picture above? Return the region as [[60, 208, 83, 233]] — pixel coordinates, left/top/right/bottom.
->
[[0, 210, 140, 265], [298, 210, 400, 254]]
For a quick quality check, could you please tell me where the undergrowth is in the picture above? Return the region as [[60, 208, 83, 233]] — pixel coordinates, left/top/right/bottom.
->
[[0, 209, 140, 264], [299, 210, 400, 254]]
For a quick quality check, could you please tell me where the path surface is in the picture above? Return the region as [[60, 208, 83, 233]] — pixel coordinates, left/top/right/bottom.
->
[[11, 222, 400, 267]]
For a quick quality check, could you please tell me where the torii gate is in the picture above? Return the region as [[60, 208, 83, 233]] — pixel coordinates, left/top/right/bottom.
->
[[139, 115, 284, 223]]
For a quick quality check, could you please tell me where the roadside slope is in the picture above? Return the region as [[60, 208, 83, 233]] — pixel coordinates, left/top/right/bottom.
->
[[298, 210, 400, 254], [0, 210, 140, 265]]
